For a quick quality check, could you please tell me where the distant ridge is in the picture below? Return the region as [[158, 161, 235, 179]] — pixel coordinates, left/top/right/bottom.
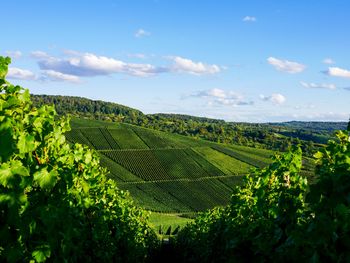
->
[[150, 113, 225, 124], [268, 121, 347, 132], [31, 94, 143, 118], [31, 94, 347, 128], [31, 94, 347, 154]]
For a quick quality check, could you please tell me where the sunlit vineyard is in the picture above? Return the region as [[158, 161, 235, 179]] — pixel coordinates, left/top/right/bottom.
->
[[65, 120, 284, 212], [212, 145, 272, 168], [192, 147, 253, 174], [108, 126, 149, 149]]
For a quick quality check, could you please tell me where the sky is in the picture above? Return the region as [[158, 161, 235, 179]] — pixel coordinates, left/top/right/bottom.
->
[[2, 0, 350, 122]]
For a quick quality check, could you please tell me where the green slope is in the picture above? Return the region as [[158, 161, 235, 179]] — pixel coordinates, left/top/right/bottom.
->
[[65, 118, 280, 212]]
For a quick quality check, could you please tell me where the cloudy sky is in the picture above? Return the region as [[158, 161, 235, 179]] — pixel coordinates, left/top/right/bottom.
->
[[2, 0, 350, 122]]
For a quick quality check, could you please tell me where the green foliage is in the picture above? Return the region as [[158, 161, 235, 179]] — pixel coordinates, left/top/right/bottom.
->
[[176, 130, 350, 262], [176, 146, 308, 262], [0, 56, 11, 79], [301, 130, 350, 261], [31, 94, 144, 121], [0, 57, 156, 262]]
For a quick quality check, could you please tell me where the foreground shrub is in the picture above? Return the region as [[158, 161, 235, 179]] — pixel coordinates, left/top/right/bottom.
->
[[0, 56, 156, 262], [177, 146, 307, 262], [301, 129, 350, 261], [176, 128, 350, 262]]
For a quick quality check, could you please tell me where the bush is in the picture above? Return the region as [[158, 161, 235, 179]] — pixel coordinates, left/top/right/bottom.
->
[[177, 146, 307, 262], [176, 129, 350, 262], [0, 56, 156, 262], [302, 129, 350, 261]]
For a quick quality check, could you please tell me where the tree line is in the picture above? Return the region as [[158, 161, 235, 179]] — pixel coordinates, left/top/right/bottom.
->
[[31, 95, 345, 156]]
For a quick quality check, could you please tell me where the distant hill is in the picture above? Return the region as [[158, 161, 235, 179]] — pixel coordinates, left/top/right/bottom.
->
[[151, 113, 226, 124], [32, 94, 348, 156], [31, 94, 144, 122], [267, 121, 347, 132]]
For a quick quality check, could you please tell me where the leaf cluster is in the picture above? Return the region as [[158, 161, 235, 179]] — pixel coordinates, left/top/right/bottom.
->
[[0, 57, 156, 262], [176, 130, 350, 262]]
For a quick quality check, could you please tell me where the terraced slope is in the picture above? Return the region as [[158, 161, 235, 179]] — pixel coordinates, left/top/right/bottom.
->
[[66, 119, 279, 212]]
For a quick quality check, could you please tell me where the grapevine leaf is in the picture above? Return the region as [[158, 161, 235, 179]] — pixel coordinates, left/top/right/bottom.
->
[[32, 246, 51, 263], [0, 118, 14, 161], [0, 163, 13, 187], [11, 160, 29, 177], [0, 56, 11, 79], [17, 133, 36, 154], [0, 193, 15, 204], [313, 151, 323, 159], [33, 168, 58, 189]]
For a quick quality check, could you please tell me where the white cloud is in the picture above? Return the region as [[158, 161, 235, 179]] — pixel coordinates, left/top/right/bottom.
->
[[127, 53, 147, 59], [300, 81, 336, 90], [171, 56, 221, 75], [325, 67, 350, 78], [243, 16, 256, 22], [260, 93, 286, 105], [33, 51, 167, 77], [135, 29, 151, 38], [190, 88, 253, 106], [323, 58, 335, 64], [5, 50, 22, 59], [294, 104, 315, 110], [7, 67, 36, 80], [287, 112, 348, 121], [267, 57, 306, 73], [30, 51, 50, 59], [41, 70, 80, 83], [31, 51, 223, 78]]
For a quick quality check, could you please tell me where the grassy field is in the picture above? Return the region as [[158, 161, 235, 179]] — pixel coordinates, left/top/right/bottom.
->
[[149, 213, 193, 236]]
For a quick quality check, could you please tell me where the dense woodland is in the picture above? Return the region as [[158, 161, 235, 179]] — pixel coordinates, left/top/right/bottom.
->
[[32, 95, 346, 156]]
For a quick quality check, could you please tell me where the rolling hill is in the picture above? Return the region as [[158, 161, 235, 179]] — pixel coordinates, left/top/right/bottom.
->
[[33, 94, 346, 159], [31, 95, 320, 215], [66, 118, 283, 213]]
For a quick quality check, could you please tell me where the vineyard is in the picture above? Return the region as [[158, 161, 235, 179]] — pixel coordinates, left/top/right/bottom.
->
[[65, 119, 313, 213]]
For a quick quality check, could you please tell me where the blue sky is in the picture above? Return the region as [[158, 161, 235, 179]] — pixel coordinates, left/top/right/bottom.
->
[[2, 0, 350, 122]]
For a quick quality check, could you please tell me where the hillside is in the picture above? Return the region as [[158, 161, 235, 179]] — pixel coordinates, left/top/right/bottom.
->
[[66, 117, 314, 213], [32, 94, 346, 156], [31, 94, 144, 122], [67, 118, 273, 212]]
